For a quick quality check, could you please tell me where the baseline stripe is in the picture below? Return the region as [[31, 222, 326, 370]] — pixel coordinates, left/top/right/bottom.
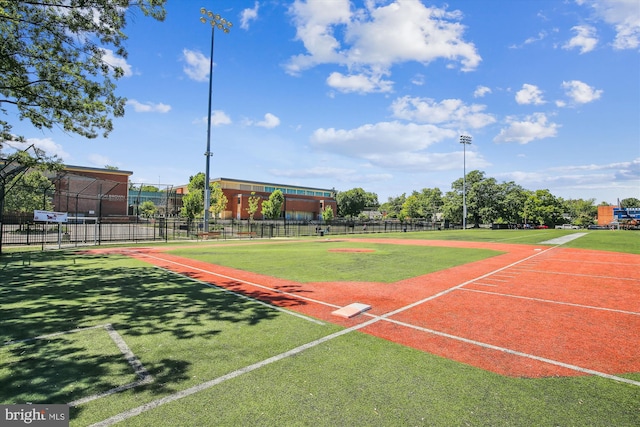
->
[[461, 287, 640, 316], [134, 251, 342, 312], [153, 265, 325, 325], [506, 268, 640, 282]]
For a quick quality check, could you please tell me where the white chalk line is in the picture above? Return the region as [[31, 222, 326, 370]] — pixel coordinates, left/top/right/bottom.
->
[[153, 264, 325, 325], [134, 250, 341, 316], [2, 324, 153, 407], [506, 268, 640, 282], [88, 317, 381, 427], [460, 288, 640, 316], [381, 316, 640, 388]]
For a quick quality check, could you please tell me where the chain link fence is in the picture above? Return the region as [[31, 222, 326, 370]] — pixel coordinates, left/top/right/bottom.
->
[[1, 214, 443, 251]]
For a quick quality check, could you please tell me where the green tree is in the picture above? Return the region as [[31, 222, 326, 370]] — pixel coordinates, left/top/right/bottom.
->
[[364, 191, 380, 210], [3, 169, 53, 213], [209, 182, 228, 222], [417, 188, 443, 221], [621, 198, 640, 208], [179, 173, 205, 220], [496, 182, 530, 224], [322, 205, 334, 222], [523, 189, 565, 227], [441, 189, 463, 224], [445, 170, 484, 225], [447, 171, 505, 226], [380, 194, 406, 218], [1, 147, 62, 222], [401, 194, 421, 219], [261, 189, 284, 220], [564, 198, 597, 227], [336, 188, 368, 218], [0, 1, 166, 146], [140, 185, 160, 192], [139, 200, 157, 218], [246, 192, 260, 223]]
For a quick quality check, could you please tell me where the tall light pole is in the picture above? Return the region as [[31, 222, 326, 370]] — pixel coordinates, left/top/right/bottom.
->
[[459, 135, 472, 230], [200, 7, 231, 232]]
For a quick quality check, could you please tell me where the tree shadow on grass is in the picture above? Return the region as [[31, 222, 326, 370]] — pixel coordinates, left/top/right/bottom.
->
[[0, 251, 285, 407], [0, 252, 281, 342], [1, 336, 140, 404]]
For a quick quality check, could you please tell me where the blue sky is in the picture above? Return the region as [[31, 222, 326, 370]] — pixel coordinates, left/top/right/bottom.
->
[[8, 0, 640, 204]]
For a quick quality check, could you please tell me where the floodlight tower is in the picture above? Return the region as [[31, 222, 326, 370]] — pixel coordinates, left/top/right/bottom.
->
[[459, 135, 472, 229], [200, 7, 232, 232]]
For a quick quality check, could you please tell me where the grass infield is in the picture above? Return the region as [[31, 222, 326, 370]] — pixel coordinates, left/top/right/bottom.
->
[[1, 229, 639, 426], [166, 240, 502, 283]]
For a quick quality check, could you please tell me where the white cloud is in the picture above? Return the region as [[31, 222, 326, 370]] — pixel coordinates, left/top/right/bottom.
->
[[561, 80, 603, 104], [271, 166, 357, 179], [286, 0, 351, 75], [101, 48, 132, 77], [473, 85, 492, 98], [365, 150, 490, 172], [182, 49, 210, 82], [411, 73, 425, 86], [255, 113, 281, 129], [286, 0, 481, 92], [579, 0, 640, 49], [312, 121, 455, 155], [240, 2, 259, 30], [500, 158, 640, 201], [613, 157, 640, 180], [494, 113, 559, 144], [211, 110, 231, 126], [390, 96, 496, 129], [309, 120, 472, 171], [270, 166, 393, 184], [23, 138, 70, 161], [195, 110, 231, 126], [524, 31, 549, 45], [563, 25, 598, 53], [509, 30, 556, 50], [326, 71, 393, 93], [88, 154, 111, 168], [549, 158, 639, 176], [515, 84, 546, 105], [126, 99, 171, 113]]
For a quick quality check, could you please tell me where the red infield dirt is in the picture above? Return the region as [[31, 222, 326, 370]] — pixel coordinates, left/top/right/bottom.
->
[[91, 239, 640, 379]]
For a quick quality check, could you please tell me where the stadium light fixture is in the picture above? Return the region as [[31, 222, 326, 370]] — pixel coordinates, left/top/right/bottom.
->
[[459, 135, 472, 230], [200, 7, 232, 232]]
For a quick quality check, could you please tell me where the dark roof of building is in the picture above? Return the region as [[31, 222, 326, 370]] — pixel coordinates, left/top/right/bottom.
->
[[213, 177, 334, 193]]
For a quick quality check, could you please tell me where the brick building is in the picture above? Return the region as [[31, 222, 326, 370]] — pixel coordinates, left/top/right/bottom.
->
[[52, 165, 132, 217], [177, 178, 337, 221]]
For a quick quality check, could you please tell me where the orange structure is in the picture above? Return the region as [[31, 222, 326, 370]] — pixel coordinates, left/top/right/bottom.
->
[[597, 205, 615, 226]]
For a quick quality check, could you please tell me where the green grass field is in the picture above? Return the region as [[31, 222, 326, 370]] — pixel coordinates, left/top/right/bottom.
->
[[167, 240, 502, 283], [1, 229, 639, 426]]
